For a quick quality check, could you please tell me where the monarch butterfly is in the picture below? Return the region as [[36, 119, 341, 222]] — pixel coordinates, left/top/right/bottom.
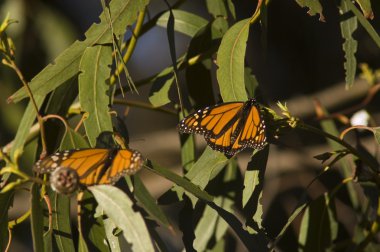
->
[[33, 148, 143, 194], [178, 98, 266, 156]]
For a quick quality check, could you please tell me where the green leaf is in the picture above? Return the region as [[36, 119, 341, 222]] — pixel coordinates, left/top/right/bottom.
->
[[216, 19, 250, 102], [193, 197, 233, 251], [134, 175, 171, 228], [89, 185, 155, 252], [79, 190, 110, 251], [30, 183, 44, 252], [10, 95, 44, 159], [242, 147, 269, 234], [271, 202, 308, 249], [346, 0, 380, 48], [244, 67, 259, 98], [226, 0, 236, 20], [148, 71, 174, 107], [355, 0, 373, 19], [59, 128, 89, 150], [49, 191, 75, 251], [157, 10, 208, 37], [295, 0, 325, 21], [186, 147, 228, 190], [298, 193, 338, 252], [340, 0, 358, 89], [103, 218, 122, 252], [79, 45, 113, 147], [8, 0, 150, 103], [206, 0, 229, 35], [145, 160, 214, 202]]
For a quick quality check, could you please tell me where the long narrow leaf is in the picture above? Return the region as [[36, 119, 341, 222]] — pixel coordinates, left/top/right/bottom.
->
[[90, 185, 155, 252], [8, 0, 150, 103], [216, 19, 250, 102], [79, 45, 113, 147], [340, 0, 358, 88]]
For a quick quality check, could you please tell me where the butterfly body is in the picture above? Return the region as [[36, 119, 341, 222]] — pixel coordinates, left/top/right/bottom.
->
[[34, 148, 143, 188], [178, 98, 266, 156]]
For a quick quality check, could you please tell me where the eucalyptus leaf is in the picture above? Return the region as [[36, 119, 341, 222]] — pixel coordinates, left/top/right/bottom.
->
[[30, 183, 44, 252], [157, 10, 208, 37], [355, 0, 373, 19], [79, 45, 113, 147], [216, 19, 250, 102], [90, 185, 155, 252], [9, 0, 150, 103], [295, 0, 325, 21], [340, 0, 358, 89]]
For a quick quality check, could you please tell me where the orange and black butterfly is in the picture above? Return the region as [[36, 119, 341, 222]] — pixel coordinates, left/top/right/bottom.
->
[[33, 148, 143, 194], [178, 98, 266, 156]]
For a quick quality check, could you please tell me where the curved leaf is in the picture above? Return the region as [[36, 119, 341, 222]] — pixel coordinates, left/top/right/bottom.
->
[[89, 185, 155, 252], [340, 0, 358, 89], [9, 0, 150, 103], [157, 10, 208, 37], [216, 19, 250, 102], [79, 45, 113, 147]]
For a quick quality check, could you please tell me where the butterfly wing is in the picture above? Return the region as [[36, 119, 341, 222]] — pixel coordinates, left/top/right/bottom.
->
[[34, 148, 143, 186], [234, 100, 266, 150], [96, 149, 143, 184], [178, 102, 245, 138]]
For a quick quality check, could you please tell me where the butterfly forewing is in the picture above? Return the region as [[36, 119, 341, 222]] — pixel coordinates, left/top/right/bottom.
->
[[178, 102, 244, 138]]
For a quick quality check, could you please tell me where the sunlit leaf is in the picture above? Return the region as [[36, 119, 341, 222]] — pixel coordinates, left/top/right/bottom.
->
[[8, 0, 150, 103], [355, 0, 373, 19], [79, 45, 113, 147], [157, 10, 208, 37], [30, 183, 44, 252], [295, 0, 325, 21], [340, 0, 358, 89], [90, 185, 155, 252], [216, 19, 250, 102]]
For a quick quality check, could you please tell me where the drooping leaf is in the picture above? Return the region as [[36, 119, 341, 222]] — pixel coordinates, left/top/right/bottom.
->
[[10, 95, 44, 159], [49, 191, 76, 252], [89, 185, 155, 252], [270, 202, 308, 249], [186, 147, 228, 190], [59, 128, 89, 150], [295, 0, 325, 21], [8, 0, 150, 103], [355, 0, 374, 19], [339, 0, 358, 89], [30, 183, 44, 252], [298, 193, 338, 252], [242, 147, 269, 234], [134, 175, 171, 228], [157, 10, 208, 37], [103, 217, 122, 252], [145, 160, 214, 202], [79, 45, 113, 147], [193, 197, 231, 251], [346, 0, 380, 48], [216, 19, 250, 102]]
